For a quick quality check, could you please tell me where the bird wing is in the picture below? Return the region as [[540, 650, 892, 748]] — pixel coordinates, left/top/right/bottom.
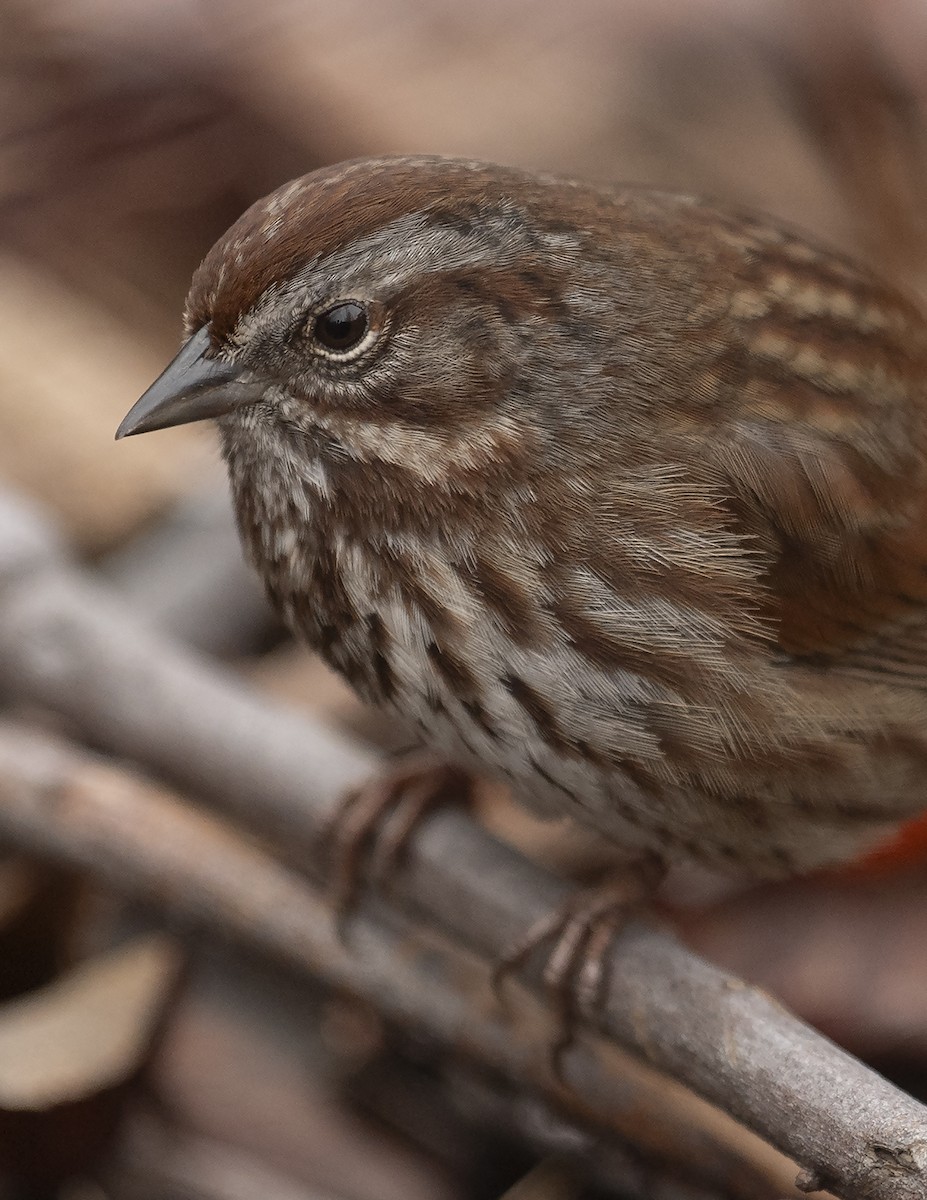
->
[[694, 249, 927, 677], [711, 410, 927, 671]]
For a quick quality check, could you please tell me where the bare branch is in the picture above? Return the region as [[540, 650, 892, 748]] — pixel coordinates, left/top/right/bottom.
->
[[0, 720, 825, 1200], [0, 488, 923, 1198]]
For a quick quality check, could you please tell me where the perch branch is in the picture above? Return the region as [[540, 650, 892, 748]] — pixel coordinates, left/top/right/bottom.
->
[[0, 720, 823, 1200]]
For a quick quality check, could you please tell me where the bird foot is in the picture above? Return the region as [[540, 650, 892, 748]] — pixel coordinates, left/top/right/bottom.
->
[[493, 854, 665, 1080], [327, 755, 473, 926]]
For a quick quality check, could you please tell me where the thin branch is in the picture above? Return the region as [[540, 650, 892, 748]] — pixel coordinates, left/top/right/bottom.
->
[[0, 720, 824, 1200], [0, 488, 924, 1198]]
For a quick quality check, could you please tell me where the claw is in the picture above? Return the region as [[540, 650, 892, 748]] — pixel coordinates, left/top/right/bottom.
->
[[327, 757, 473, 929], [493, 855, 665, 1080]]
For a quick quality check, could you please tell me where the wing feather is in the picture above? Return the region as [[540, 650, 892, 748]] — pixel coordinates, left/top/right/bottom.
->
[[690, 235, 927, 679]]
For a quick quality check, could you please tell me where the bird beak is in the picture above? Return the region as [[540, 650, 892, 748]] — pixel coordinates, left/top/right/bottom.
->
[[116, 326, 268, 439]]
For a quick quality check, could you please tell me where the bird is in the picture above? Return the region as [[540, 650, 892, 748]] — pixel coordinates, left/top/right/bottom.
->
[[118, 153, 927, 902]]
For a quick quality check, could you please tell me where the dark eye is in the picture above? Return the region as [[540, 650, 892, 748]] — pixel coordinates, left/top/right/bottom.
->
[[313, 302, 368, 353]]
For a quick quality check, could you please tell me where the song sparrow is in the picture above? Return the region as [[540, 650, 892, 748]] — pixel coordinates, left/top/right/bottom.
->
[[118, 155, 927, 880]]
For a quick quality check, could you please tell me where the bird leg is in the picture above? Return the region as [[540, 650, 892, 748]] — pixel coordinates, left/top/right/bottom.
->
[[326, 755, 473, 924], [494, 853, 665, 1079], [331, 759, 662, 1078]]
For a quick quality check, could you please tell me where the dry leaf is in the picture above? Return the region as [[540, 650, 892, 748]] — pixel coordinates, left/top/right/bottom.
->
[[0, 932, 182, 1110]]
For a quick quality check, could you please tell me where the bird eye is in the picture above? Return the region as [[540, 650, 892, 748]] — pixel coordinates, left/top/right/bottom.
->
[[312, 302, 369, 354]]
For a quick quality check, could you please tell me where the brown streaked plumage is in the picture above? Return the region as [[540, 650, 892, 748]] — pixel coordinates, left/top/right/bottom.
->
[[120, 154, 927, 876]]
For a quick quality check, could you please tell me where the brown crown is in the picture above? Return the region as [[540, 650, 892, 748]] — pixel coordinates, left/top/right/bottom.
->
[[185, 155, 554, 341]]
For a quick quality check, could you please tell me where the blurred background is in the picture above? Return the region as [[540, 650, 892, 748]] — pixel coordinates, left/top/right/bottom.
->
[[1, 0, 927, 1197]]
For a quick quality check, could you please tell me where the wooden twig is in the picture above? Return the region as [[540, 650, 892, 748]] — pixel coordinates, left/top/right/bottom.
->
[[0, 488, 923, 1198], [0, 720, 823, 1200]]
